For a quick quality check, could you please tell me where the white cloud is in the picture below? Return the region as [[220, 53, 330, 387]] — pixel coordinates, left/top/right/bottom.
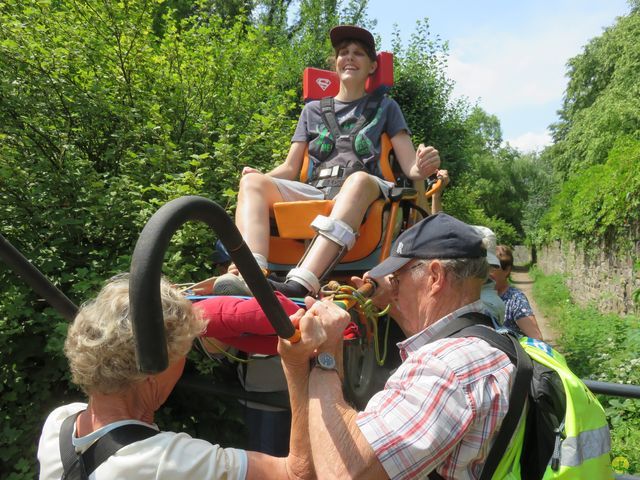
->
[[445, 11, 614, 116], [505, 131, 552, 153]]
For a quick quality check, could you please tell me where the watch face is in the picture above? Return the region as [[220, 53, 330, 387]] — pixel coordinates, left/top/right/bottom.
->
[[318, 352, 337, 370]]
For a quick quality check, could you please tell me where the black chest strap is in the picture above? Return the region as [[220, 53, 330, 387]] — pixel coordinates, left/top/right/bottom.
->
[[427, 313, 533, 480], [319, 93, 383, 143], [60, 410, 160, 479]]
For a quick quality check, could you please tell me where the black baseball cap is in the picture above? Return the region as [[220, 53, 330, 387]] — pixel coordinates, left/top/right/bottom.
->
[[329, 25, 376, 56], [368, 213, 487, 278]]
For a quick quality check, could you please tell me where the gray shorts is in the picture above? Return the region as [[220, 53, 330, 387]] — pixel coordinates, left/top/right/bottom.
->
[[271, 175, 394, 202]]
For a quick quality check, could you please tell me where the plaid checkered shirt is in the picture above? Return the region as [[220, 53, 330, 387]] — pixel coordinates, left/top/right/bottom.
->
[[356, 300, 516, 479]]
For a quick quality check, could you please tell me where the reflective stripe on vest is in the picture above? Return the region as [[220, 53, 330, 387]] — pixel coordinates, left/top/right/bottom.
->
[[560, 425, 611, 467]]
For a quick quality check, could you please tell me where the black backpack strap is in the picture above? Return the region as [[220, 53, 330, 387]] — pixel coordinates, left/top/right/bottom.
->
[[427, 311, 494, 343], [453, 326, 533, 480], [59, 411, 159, 478], [425, 313, 532, 479], [60, 411, 87, 480], [82, 424, 159, 476]]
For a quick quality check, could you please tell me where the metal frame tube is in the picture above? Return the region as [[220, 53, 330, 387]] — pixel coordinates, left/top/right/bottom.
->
[[582, 379, 640, 399], [0, 233, 78, 321]]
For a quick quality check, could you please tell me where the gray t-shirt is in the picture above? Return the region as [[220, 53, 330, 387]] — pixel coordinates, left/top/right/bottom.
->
[[292, 95, 410, 178]]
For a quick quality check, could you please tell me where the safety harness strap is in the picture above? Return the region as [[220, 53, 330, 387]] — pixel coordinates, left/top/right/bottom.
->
[[311, 93, 385, 200], [349, 93, 383, 137], [60, 410, 160, 479], [319, 93, 383, 140], [320, 97, 343, 140]]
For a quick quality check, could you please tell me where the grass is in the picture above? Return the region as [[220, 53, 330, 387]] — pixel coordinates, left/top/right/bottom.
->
[[530, 267, 640, 475]]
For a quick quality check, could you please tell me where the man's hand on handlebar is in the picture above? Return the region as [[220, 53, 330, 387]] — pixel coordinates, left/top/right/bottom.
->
[[350, 275, 394, 309], [278, 301, 326, 371]]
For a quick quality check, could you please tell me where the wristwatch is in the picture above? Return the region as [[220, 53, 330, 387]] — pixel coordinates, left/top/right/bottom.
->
[[312, 352, 339, 374]]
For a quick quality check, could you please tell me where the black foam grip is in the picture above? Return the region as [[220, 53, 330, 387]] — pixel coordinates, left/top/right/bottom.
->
[[129, 196, 295, 373]]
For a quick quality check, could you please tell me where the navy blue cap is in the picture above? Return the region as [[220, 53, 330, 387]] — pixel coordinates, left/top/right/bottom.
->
[[368, 213, 486, 278], [330, 25, 376, 55]]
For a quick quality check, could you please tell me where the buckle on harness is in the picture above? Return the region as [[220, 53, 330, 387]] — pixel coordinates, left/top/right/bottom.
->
[[317, 165, 345, 179]]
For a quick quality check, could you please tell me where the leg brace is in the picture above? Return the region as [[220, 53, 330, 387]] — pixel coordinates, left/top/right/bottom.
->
[[286, 216, 357, 291]]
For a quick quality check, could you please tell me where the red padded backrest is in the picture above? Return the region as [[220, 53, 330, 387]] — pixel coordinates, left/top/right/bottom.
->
[[303, 51, 394, 102]]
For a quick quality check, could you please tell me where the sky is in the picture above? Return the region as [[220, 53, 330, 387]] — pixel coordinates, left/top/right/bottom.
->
[[365, 0, 631, 152]]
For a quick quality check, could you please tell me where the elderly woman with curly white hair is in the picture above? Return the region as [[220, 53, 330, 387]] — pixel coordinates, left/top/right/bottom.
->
[[37, 275, 315, 480]]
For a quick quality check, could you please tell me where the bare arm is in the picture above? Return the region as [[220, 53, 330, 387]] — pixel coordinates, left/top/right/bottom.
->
[[266, 141, 307, 180], [390, 131, 440, 181], [241, 142, 307, 181], [244, 308, 317, 480], [308, 369, 388, 479], [429, 169, 449, 214], [516, 315, 543, 341], [245, 452, 290, 480], [245, 363, 314, 480], [300, 300, 387, 479]]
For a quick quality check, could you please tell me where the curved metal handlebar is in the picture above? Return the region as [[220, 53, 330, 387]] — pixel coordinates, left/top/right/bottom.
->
[[424, 176, 443, 198], [129, 195, 298, 374]]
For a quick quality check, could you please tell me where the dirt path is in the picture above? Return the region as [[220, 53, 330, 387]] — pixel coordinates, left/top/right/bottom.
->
[[510, 267, 558, 345]]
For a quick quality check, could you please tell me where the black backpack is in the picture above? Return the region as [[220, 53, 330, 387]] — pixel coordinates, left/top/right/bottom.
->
[[427, 312, 566, 480]]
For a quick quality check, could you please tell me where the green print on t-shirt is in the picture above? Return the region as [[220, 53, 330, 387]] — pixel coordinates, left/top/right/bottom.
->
[[354, 107, 382, 156]]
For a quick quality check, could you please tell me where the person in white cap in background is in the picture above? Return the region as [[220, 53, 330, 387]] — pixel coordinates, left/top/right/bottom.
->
[[473, 225, 506, 326]]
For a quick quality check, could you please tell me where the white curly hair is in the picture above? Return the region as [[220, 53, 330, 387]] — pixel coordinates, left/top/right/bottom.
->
[[64, 275, 205, 394]]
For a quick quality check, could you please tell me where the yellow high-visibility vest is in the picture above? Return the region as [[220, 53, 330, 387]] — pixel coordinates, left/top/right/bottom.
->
[[493, 338, 614, 479]]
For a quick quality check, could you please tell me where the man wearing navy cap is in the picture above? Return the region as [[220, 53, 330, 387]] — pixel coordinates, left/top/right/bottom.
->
[[280, 213, 518, 479]]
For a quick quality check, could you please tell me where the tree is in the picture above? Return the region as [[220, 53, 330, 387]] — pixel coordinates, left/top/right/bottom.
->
[[537, 8, 640, 247], [0, 2, 300, 476], [390, 19, 470, 177], [549, 8, 640, 178]]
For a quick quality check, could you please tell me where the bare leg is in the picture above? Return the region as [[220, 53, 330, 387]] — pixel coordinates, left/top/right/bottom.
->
[[235, 172, 284, 258], [300, 172, 381, 276]]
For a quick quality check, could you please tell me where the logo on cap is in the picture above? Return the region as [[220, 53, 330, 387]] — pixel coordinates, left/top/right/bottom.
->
[[396, 242, 404, 254]]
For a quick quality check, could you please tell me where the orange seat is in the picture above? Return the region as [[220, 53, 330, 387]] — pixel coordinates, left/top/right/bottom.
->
[[269, 198, 389, 265]]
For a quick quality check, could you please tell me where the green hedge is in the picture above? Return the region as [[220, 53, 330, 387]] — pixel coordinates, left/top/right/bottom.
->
[[531, 268, 640, 475], [542, 136, 640, 247]]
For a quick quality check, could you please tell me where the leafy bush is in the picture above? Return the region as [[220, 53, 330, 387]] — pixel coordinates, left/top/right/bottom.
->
[[537, 9, 640, 250], [530, 268, 640, 475], [542, 137, 640, 247], [0, 2, 299, 477]]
